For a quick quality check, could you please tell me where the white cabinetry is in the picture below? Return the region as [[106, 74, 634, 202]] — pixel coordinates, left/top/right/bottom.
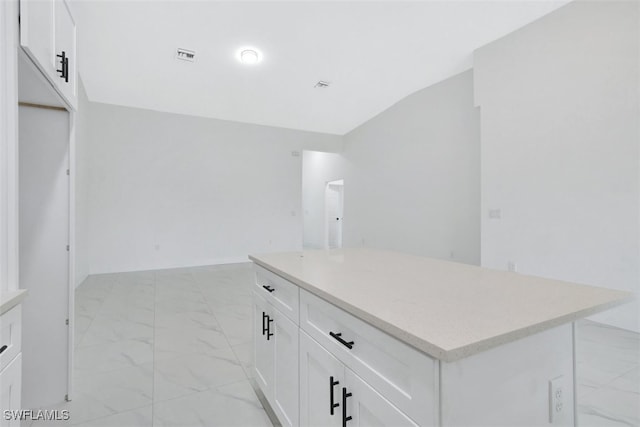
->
[[20, 0, 77, 109], [252, 264, 438, 427], [53, 0, 76, 106], [0, 305, 23, 427], [252, 291, 299, 427], [300, 331, 418, 427]]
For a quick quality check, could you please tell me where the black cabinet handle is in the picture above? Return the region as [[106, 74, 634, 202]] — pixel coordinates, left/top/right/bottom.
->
[[330, 376, 340, 415], [262, 312, 268, 336], [56, 51, 69, 83], [262, 285, 275, 293], [0, 345, 7, 355], [330, 332, 354, 349], [266, 316, 274, 340], [342, 387, 352, 426]]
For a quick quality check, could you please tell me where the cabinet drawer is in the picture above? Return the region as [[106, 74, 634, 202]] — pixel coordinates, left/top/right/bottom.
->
[[0, 353, 22, 427], [0, 305, 22, 372], [300, 289, 438, 426], [253, 265, 299, 325]]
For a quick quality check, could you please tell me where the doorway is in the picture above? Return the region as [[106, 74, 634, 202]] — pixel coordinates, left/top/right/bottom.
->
[[325, 180, 344, 249]]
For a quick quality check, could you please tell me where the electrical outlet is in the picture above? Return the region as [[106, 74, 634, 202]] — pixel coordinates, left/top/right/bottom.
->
[[508, 261, 517, 272], [549, 376, 565, 424], [489, 208, 501, 219]]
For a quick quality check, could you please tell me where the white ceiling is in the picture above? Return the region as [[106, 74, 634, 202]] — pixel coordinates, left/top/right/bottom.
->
[[71, 0, 570, 135]]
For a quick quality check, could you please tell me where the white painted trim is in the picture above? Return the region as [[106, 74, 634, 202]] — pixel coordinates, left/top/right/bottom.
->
[[572, 322, 578, 427], [0, 0, 20, 295], [67, 111, 76, 400]]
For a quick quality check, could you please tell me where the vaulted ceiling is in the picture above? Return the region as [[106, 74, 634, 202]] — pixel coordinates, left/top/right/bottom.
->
[[70, 1, 570, 135]]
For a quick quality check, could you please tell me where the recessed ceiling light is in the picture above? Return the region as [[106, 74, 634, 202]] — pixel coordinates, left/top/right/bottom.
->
[[238, 48, 261, 65]]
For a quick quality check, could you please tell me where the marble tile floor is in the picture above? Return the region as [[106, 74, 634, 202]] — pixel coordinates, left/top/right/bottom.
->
[[24, 263, 638, 426], [25, 263, 273, 427]]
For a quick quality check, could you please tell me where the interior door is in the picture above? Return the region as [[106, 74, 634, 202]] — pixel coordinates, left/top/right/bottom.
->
[[19, 105, 69, 409], [299, 331, 344, 427], [326, 182, 343, 249]]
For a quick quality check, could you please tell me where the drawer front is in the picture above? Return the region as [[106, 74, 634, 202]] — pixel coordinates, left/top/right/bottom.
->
[[0, 353, 22, 427], [0, 305, 22, 372], [253, 265, 299, 325], [300, 289, 438, 426]]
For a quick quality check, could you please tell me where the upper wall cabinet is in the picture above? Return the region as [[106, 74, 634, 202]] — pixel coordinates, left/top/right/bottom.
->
[[20, 0, 77, 110]]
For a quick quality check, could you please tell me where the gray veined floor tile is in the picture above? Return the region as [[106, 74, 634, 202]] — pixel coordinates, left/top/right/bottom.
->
[[214, 306, 253, 347], [154, 310, 221, 331], [70, 364, 154, 425], [154, 298, 211, 316], [152, 380, 273, 427], [75, 339, 153, 376], [154, 347, 247, 402], [155, 286, 204, 305], [201, 291, 252, 311], [72, 405, 152, 427], [154, 325, 230, 361], [231, 342, 253, 379], [78, 314, 154, 347]]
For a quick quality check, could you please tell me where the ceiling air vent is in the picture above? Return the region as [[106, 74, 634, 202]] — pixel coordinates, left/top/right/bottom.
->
[[314, 81, 330, 88], [176, 48, 196, 62]]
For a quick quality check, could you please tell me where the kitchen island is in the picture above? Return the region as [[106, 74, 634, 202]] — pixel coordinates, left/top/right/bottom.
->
[[249, 248, 631, 426]]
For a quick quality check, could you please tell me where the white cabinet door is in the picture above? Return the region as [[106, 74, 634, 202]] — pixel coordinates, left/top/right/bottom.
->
[[19, 0, 56, 81], [253, 292, 273, 401], [53, 0, 76, 108], [272, 310, 298, 427], [299, 331, 343, 427], [0, 354, 22, 427], [345, 369, 419, 427]]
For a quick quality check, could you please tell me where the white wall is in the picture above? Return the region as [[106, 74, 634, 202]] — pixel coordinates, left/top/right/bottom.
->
[[340, 70, 480, 265], [302, 151, 347, 249], [475, 0, 639, 331], [86, 103, 342, 274], [74, 78, 90, 286]]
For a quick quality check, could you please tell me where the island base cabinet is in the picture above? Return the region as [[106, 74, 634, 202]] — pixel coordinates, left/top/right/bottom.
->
[[253, 292, 299, 427], [253, 293, 273, 396], [299, 331, 345, 427], [300, 331, 420, 427], [440, 324, 575, 426], [345, 370, 419, 427]]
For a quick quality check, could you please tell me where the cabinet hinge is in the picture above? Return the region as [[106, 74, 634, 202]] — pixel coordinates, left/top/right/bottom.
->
[[66, 245, 70, 251], [65, 318, 69, 325], [66, 169, 70, 176], [65, 394, 70, 402]]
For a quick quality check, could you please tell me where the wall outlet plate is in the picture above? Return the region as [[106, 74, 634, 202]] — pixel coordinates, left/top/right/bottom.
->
[[549, 376, 565, 424]]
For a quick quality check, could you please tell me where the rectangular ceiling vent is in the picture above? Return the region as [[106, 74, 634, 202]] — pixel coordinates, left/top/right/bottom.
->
[[314, 80, 330, 89], [176, 48, 196, 62]]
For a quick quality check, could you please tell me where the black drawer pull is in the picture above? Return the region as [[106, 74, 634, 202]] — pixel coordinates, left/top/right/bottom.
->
[[56, 51, 69, 83], [262, 312, 268, 336], [330, 332, 354, 349], [266, 317, 274, 340], [262, 285, 275, 293], [342, 387, 352, 426], [0, 345, 7, 355], [330, 376, 340, 415]]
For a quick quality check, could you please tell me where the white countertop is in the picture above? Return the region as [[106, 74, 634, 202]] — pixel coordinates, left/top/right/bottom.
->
[[0, 289, 28, 316], [249, 248, 632, 362]]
